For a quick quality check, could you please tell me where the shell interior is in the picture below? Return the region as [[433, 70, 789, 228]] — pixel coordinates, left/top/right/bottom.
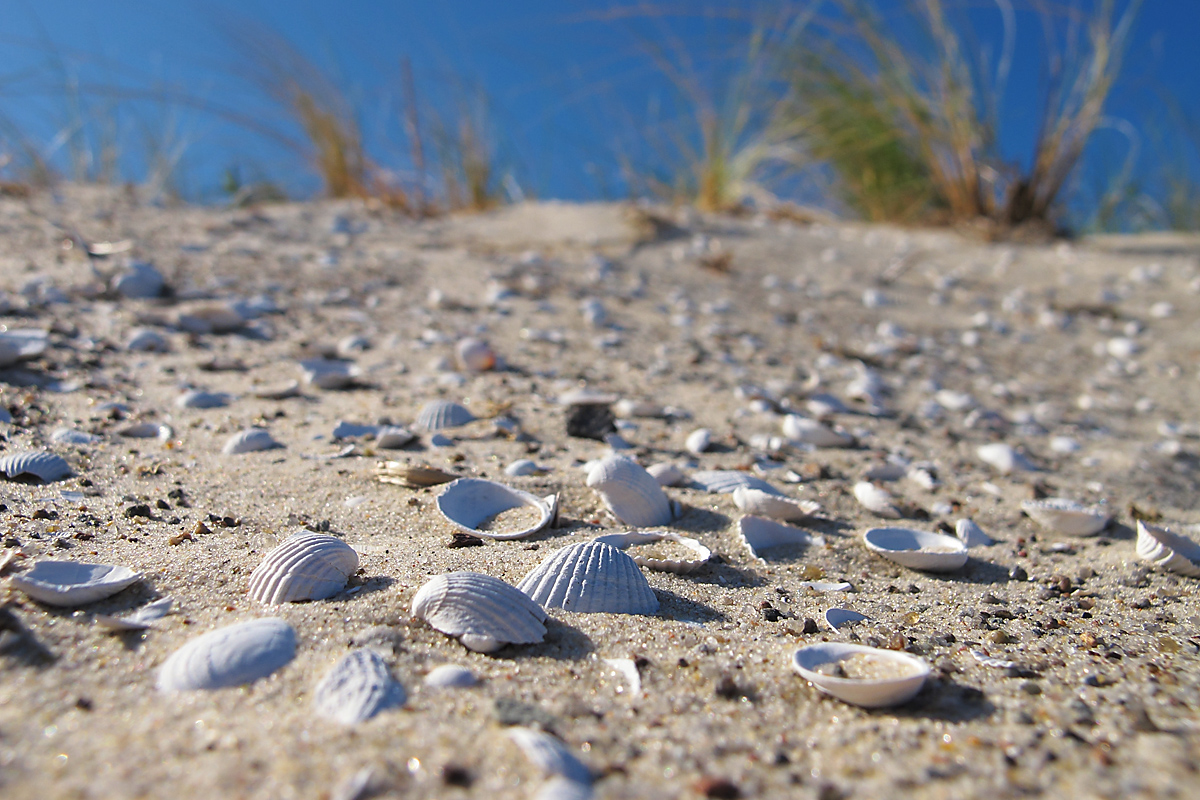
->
[[10, 561, 140, 607], [733, 486, 820, 521], [792, 642, 930, 708], [592, 531, 711, 574], [1021, 498, 1109, 536], [824, 608, 869, 630], [312, 649, 407, 725], [738, 515, 824, 561], [156, 618, 297, 691], [518, 540, 659, 615], [248, 532, 359, 604], [436, 478, 555, 540], [862, 527, 968, 572]]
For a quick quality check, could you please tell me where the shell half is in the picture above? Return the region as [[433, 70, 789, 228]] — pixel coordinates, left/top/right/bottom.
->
[[10, 561, 140, 606], [415, 400, 475, 431], [0, 450, 71, 483], [1135, 521, 1200, 578], [592, 531, 711, 574], [586, 456, 674, 527], [792, 642, 930, 708], [733, 486, 820, 521], [312, 649, 407, 725], [853, 481, 901, 519], [436, 478, 557, 540], [1021, 498, 1109, 536], [412, 572, 547, 653], [955, 519, 995, 547], [248, 533, 359, 604], [156, 618, 297, 691], [518, 540, 659, 615], [222, 428, 284, 455], [862, 527, 968, 571]]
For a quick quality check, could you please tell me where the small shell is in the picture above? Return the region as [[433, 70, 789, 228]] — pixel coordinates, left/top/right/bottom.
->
[[436, 478, 557, 540], [175, 303, 246, 334], [456, 337, 497, 372], [415, 400, 476, 431], [374, 462, 459, 487], [782, 415, 854, 448], [248, 533, 359, 604], [156, 618, 296, 691], [126, 327, 169, 352], [423, 664, 478, 689], [51, 428, 102, 446], [1021, 498, 1110, 536], [733, 486, 820, 521], [300, 359, 360, 389], [518, 540, 659, 615], [614, 399, 667, 418], [955, 519, 995, 547], [853, 481, 901, 519], [862, 527, 968, 571], [505, 458, 547, 477], [685, 428, 713, 454], [222, 428, 284, 455], [977, 443, 1037, 475], [792, 642, 930, 708], [0, 328, 48, 366], [508, 727, 592, 786], [312, 649, 407, 725], [0, 450, 71, 483], [690, 470, 782, 496], [375, 426, 416, 449], [119, 422, 173, 440], [412, 572, 548, 653], [1135, 521, 1200, 578], [112, 261, 166, 298], [799, 581, 852, 593], [586, 456, 674, 527], [824, 608, 869, 630], [646, 462, 687, 487], [253, 380, 301, 400], [738, 515, 825, 561], [593, 531, 711, 573], [95, 597, 173, 631], [176, 390, 232, 409], [10, 561, 140, 606]]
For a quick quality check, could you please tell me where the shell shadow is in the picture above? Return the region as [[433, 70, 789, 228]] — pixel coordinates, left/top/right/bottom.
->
[[0, 606, 56, 667], [893, 678, 997, 722], [671, 504, 732, 535], [508, 618, 595, 661], [938, 558, 1019, 586], [654, 588, 727, 624], [340, 575, 396, 599]]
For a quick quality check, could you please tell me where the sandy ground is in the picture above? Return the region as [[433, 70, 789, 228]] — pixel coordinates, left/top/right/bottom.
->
[[1, 188, 1200, 799]]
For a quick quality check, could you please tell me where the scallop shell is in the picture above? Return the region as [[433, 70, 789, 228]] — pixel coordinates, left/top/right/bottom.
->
[[456, 337, 497, 372], [176, 390, 232, 409], [1021, 498, 1110, 536], [95, 597, 173, 631], [415, 400, 476, 431], [156, 618, 297, 691], [685, 428, 713, 454], [10, 561, 140, 606], [300, 359, 360, 389], [955, 519, 995, 547], [0, 328, 48, 366], [248, 533, 359, 604], [853, 481, 901, 519], [1135, 521, 1200, 577], [977, 443, 1037, 475], [733, 486, 820, 521], [411, 572, 547, 653], [0, 450, 71, 483], [646, 462, 687, 487], [592, 531, 711, 573], [738, 515, 825, 560], [690, 470, 782, 496], [518, 540, 659, 615], [862, 527, 968, 571], [423, 664, 478, 689], [222, 428, 284, 455], [586, 456, 674, 527], [436, 478, 557, 540], [312, 649, 407, 725], [792, 642, 930, 708], [782, 415, 854, 448]]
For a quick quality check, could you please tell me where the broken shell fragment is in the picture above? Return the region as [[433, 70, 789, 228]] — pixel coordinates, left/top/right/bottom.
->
[[415, 400, 476, 431], [222, 428, 284, 455], [374, 462, 458, 487], [586, 456, 674, 527], [862, 527, 968, 571], [300, 358, 360, 389], [411, 572, 547, 653], [824, 608, 869, 630], [955, 519, 995, 547], [646, 462, 687, 487], [782, 415, 854, 448], [977, 443, 1038, 475], [853, 481, 901, 519], [10, 561, 140, 606], [685, 428, 713, 454], [518, 540, 659, 615], [593, 530, 711, 574], [1135, 521, 1200, 578], [95, 597, 173, 631], [312, 648, 407, 725], [156, 618, 297, 691], [0, 450, 71, 483], [690, 470, 782, 496], [436, 478, 557, 540], [733, 486, 820, 522], [247, 533, 359, 604], [792, 642, 930, 708], [738, 515, 824, 561], [1021, 498, 1110, 536]]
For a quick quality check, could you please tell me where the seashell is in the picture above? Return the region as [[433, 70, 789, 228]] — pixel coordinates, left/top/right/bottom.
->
[[738, 515, 825, 561], [95, 597, 173, 631], [423, 663, 478, 689], [733, 486, 820, 521], [125, 327, 169, 352], [586, 456, 675, 527], [518, 540, 659, 615], [253, 380, 301, 400], [799, 581, 852, 593], [51, 428, 102, 446], [505, 458, 548, 477], [955, 519, 995, 547], [0, 450, 71, 483], [685, 428, 713, 454], [332, 420, 378, 440], [112, 261, 166, 298], [248, 533, 359, 604], [456, 337, 497, 372], [792, 642, 930, 708], [118, 421, 173, 440], [1135, 521, 1200, 578], [646, 462, 687, 487], [176, 390, 232, 409], [824, 608, 869, 630], [593, 531, 711, 574], [300, 358, 360, 389], [934, 389, 975, 411], [853, 481, 901, 519], [10, 561, 140, 606], [863, 527, 968, 571], [415, 400, 475, 431], [1021, 498, 1109, 536], [375, 426, 415, 449], [863, 463, 907, 482], [508, 727, 592, 786], [374, 461, 458, 487], [0, 328, 48, 366], [222, 428, 284, 455], [558, 388, 618, 406], [970, 649, 1018, 669], [436, 478, 557, 540], [806, 392, 850, 418], [977, 442, 1037, 475], [614, 398, 667, 418], [312, 649, 407, 725], [175, 303, 246, 334], [604, 657, 642, 695], [411, 572, 547, 653], [535, 777, 594, 800], [156, 618, 296, 691], [690, 470, 782, 496], [782, 415, 854, 448]]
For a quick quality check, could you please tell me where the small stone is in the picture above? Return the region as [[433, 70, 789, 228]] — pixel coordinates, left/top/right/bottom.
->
[[989, 630, 1013, 645], [930, 633, 956, 647], [441, 765, 473, 788], [1020, 681, 1042, 696], [801, 618, 819, 634], [761, 606, 784, 622], [123, 504, 152, 519], [446, 533, 485, 549], [1008, 565, 1028, 582], [695, 777, 741, 799], [167, 530, 193, 546], [193, 521, 212, 537], [886, 632, 907, 650]]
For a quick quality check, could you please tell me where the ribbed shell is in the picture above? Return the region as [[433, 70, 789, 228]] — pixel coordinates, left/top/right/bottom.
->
[[585, 456, 673, 527], [733, 486, 820, 521], [517, 540, 659, 615], [1135, 521, 1200, 578], [415, 400, 475, 431], [412, 572, 547, 652], [312, 649, 406, 725], [0, 450, 71, 483], [10, 561, 140, 606], [248, 533, 359, 604], [156, 618, 296, 691], [222, 428, 284, 455], [1020, 498, 1109, 536], [690, 470, 782, 496], [436, 478, 555, 540]]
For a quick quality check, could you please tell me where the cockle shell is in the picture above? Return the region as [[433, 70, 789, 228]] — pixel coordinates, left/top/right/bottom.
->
[[1021, 498, 1110, 536], [862, 527, 968, 571], [733, 486, 820, 521], [853, 481, 901, 519], [977, 443, 1038, 475], [0, 450, 71, 483], [0, 328, 48, 366], [1135, 521, 1200, 577], [518, 540, 659, 615], [415, 400, 476, 431], [156, 618, 297, 691], [248, 533, 359, 604], [456, 338, 496, 372], [176, 390, 232, 409], [300, 358, 360, 389], [646, 462, 687, 487], [312, 649, 407, 725], [436, 478, 557, 540], [956, 519, 995, 547], [690, 470, 782, 496], [593, 531, 711, 574], [222, 428, 284, 455], [782, 415, 854, 448], [586, 456, 674, 527], [412, 572, 547, 653], [792, 642, 930, 708], [95, 597, 173, 631], [10, 561, 140, 606], [738, 515, 825, 561]]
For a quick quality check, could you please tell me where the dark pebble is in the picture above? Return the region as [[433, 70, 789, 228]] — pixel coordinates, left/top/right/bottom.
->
[[446, 532, 485, 548], [761, 606, 784, 622], [441, 765, 473, 788], [156, 499, 170, 510], [802, 618, 819, 634], [1008, 566, 1028, 582], [696, 777, 741, 799], [123, 504, 152, 519], [565, 403, 616, 440]]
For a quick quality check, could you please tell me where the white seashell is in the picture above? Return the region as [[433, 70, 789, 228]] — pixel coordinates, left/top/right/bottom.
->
[[1021, 498, 1109, 536], [437, 478, 557, 540], [10, 561, 140, 606], [738, 515, 825, 561], [1049, 435, 1080, 454], [0, 450, 71, 483], [970, 649, 1018, 669], [782, 415, 854, 448], [806, 392, 850, 418], [792, 642, 930, 708], [248, 533, 359, 604], [51, 428, 102, 445], [863, 527, 968, 571], [423, 664, 478, 689], [336, 334, 371, 357], [1135, 521, 1200, 578], [118, 422, 173, 440], [853, 481, 901, 519], [614, 399, 667, 418], [332, 420, 377, 440], [977, 442, 1037, 474], [586, 456, 674, 527], [176, 390, 232, 409], [125, 327, 169, 352], [300, 359, 359, 389], [824, 608, 869, 630], [0, 328, 48, 366], [254, 380, 302, 400], [112, 261, 166, 298], [691, 470, 782, 496], [222, 428, 284, 455], [557, 388, 618, 406], [593, 531, 711, 574], [1106, 337, 1138, 359], [646, 462, 687, 487], [415, 400, 476, 431], [312, 649, 406, 725], [518, 540, 659, 615], [934, 390, 975, 411], [411, 572, 547, 653], [535, 776, 594, 800], [175, 303, 246, 334], [508, 727, 592, 786], [955, 519, 995, 547], [799, 581, 852, 593], [505, 458, 547, 477], [375, 426, 416, 449], [685, 428, 713, 454], [456, 337, 496, 372], [733, 486, 820, 521], [907, 464, 939, 490], [156, 618, 296, 691], [95, 597, 173, 631], [604, 657, 642, 695]]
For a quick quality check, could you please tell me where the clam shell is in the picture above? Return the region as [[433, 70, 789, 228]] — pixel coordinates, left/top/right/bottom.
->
[[423, 664, 478, 689], [300, 359, 360, 389], [411, 572, 547, 653], [374, 461, 459, 487], [977, 442, 1037, 475], [792, 642, 930, 708], [586, 456, 674, 527], [862, 527, 968, 571], [1135, 521, 1200, 578], [436, 478, 557, 540], [955, 519, 995, 547], [415, 400, 475, 431], [646, 462, 687, 487], [592, 531, 711, 573], [690, 470, 782, 496], [782, 415, 853, 448], [156, 618, 296, 691], [95, 597, 173, 631], [176, 390, 232, 409], [0, 450, 71, 483], [10, 561, 140, 606], [1021, 498, 1109, 536], [733, 486, 820, 521], [853, 481, 901, 518], [248, 533, 359, 604], [0, 328, 48, 366], [222, 428, 284, 455], [518, 540, 659, 615], [312, 649, 407, 725], [738, 515, 824, 560]]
